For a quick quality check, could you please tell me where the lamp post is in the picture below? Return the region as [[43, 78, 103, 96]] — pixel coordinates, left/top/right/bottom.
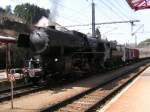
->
[[91, 0, 95, 37]]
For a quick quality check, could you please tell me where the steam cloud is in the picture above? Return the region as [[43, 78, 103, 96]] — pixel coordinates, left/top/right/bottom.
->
[[49, 0, 61, 25]]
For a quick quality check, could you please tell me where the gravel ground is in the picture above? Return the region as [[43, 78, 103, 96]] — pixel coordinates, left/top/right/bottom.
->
[[0, 73, 104, 112]]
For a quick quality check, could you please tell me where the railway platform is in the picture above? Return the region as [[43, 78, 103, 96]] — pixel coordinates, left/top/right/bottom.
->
[[99, 65, 150, 112], [0, 71, 22, 82], [0, 72, 7, 81], [0, 71, 24, 92]]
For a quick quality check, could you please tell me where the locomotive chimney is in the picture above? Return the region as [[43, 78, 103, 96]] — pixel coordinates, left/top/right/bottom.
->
[[48, 25, 56, 29]]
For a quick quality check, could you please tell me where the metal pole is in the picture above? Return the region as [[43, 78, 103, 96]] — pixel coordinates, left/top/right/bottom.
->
[[11, 79, 14, 109], [92, 0, 95, 37], [7, 44, 14, 109], [132, 24, 144, 47], [131, 22, 133, 37], [130, 22, 134, 47], [6, 44, 9, 79], [135, 35, 137, 47]]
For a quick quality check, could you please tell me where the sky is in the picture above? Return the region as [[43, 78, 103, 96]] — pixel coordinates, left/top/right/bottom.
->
[[0, 0, 150, 44]]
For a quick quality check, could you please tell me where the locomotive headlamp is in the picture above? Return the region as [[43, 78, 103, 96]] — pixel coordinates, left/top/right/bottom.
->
[[54, 58, 58, 62]]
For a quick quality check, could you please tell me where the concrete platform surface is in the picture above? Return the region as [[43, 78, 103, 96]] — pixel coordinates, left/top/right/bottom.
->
[[99, 66, 150, 112], [0, 72, 22, 82]]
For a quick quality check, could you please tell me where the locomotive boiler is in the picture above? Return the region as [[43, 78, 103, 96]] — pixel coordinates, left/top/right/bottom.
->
[[17, 27, 126, 80]]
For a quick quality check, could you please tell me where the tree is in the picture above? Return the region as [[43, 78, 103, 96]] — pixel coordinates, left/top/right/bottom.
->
[[5, 5, 12, 14], [0, 7, 5, 13], [14, 3, 50, 24]]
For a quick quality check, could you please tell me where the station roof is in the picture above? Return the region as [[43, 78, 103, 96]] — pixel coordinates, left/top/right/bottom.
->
[[0, 36, 16, 44], [127, 0, 150, 11]]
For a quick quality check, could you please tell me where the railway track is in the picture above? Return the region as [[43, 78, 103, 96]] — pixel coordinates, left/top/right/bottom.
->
[[0, 84, 46, 102], [42, 61, 149, 112], [0, 84, 31, 94]]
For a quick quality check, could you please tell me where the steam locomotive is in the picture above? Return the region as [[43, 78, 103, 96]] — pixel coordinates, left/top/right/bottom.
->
[[17, 27, 140, 82]]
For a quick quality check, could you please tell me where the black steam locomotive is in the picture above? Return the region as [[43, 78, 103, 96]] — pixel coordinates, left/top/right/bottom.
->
[[17, 27, 134, 81]]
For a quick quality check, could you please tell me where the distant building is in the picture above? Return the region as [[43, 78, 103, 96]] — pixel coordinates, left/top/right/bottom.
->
[[0, 13, 25, 24], [0, 13, 29, 37]]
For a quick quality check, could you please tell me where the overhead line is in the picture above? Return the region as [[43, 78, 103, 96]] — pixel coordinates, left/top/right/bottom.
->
[[106, 0, 131, 20], [98, 0, 125, 20], [55, 14, 85, 26], [108, 32, 150, 35], [117, 0, 134, 19], [51, 0, 90, 22], [60, 20, 140, 27], [95, 5, 114, 21]]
